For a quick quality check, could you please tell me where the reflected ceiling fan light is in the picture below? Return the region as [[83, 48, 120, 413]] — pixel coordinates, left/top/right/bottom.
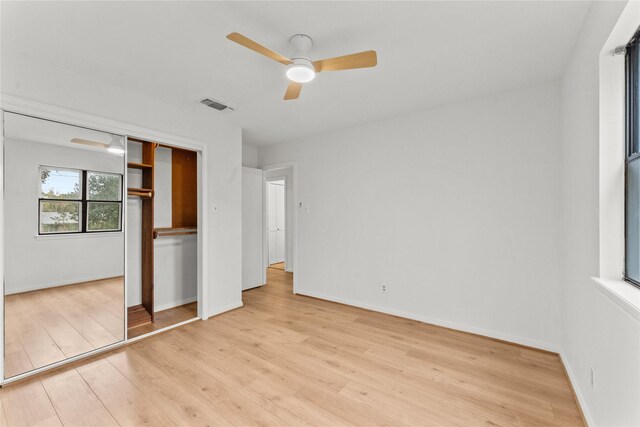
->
[[286, 64, 315, 83], [107, 146, 125, 154], [107, 136, 125, 155]]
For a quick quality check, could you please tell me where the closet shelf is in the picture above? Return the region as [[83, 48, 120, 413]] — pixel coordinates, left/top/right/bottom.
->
[[127, 162, 153, 170], [128, 187, 154, 198]]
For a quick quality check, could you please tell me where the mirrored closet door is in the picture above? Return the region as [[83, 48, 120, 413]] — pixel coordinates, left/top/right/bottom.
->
[[3, 112, 126, 379]]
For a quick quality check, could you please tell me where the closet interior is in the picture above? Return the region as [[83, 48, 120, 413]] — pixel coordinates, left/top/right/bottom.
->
[[127, 138, 198, 338]]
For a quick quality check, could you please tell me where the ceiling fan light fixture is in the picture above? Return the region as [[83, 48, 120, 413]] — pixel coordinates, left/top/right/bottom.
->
[[286, 63, 315, 83]]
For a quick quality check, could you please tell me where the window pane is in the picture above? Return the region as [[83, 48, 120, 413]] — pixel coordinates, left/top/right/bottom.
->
[[632, 43, 640, 156], [627, 159, 640, 282], [39, 200, 81, 233], [87, 172, 122, 201], [87, 202, 121, 231], [40, 167, 81, 199]]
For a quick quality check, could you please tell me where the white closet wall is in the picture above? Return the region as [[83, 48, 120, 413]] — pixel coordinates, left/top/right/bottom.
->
[[242, 167, 264, 290]]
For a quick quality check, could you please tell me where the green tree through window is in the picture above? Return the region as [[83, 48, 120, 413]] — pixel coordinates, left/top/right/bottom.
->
[[39, 167, 122, 234]]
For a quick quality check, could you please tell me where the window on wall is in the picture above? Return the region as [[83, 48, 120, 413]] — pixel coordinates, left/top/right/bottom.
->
[[625, 31, 640, 288], [39, 166, 123, 234]]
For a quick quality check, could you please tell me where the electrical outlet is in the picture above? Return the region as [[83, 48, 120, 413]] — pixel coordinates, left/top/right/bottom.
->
[[382, 283, 388, 293], [590, 367, 596, 390]]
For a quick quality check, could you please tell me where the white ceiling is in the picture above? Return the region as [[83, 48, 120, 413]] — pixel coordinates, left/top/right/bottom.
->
[[1, 1, 590, 146]]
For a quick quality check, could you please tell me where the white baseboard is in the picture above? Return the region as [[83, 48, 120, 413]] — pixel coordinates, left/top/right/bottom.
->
[[5, 275, 122, 295], [154, 296, 197, 312], [295, 289, 559, 353], [204, 300, 243, 320], [560, 352, 593, 426]]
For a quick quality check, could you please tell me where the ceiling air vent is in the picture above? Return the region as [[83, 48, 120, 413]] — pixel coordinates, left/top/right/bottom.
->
[[200, 98, 234, 112]]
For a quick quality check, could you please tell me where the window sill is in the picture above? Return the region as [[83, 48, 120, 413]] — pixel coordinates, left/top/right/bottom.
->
[[34, 232, 123, 241], [591, 277, 640, 320]]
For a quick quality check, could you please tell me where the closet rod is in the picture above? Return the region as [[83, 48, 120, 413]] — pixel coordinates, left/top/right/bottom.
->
[[128, 188, 154, 198], [154, 231, 197, 238], [153, 227, 197, 238]]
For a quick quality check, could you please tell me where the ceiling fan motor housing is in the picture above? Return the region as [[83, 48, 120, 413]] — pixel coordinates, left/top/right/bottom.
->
[[287, 34, 315, 82], [289, 57, 314, 70], [289, 34, 313, 59]]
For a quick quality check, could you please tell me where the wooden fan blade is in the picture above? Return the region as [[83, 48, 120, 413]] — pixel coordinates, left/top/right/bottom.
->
[[284, 82, 302, 100], [227, 32, 292, 65], [313, 50, 377, 72]]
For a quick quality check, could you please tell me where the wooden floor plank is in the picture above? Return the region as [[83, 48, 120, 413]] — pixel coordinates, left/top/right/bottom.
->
[[40, 370, 114, 426], [76, 358, 176, 426], [106, 349, 233, 426], [1, 379, 62, 427]]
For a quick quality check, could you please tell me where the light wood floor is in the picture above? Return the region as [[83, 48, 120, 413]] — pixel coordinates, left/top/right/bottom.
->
[[0, 269, 583, 426], [127, 302, 198, 339], [4, 277, 124, 379], [269, 262, 285, 271]]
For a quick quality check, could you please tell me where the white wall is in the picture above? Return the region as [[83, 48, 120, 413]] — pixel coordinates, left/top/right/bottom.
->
[[259, 81, 563, 350], [242, 143, 258, 168], [4, 138, 124, 294], [154, 235, 197, 311], [2, 51, 243, 318], [561, 1, 640, 426]]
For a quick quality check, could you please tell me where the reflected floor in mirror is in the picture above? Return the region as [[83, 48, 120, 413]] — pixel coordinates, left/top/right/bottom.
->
[[4, 277, 124, 378]]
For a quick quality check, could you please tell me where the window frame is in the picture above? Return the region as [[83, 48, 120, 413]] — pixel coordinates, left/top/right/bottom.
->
[[38, 166, 123, 235], [624, 29, 640, 289]]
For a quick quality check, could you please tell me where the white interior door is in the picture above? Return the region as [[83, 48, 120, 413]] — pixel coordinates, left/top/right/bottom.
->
[[268, 183, 278, 264], [242, 167, 264, 290], [268, 182, 285, 265], [275, 184, 285, 262]]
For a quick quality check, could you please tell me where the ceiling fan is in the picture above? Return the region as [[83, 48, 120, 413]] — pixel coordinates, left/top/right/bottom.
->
[[226, 32, 377, 100], [71, 136, 125, 154]]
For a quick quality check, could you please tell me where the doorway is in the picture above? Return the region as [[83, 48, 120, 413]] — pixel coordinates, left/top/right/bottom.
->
[[261, 163, 297, 294], [266, 177, 290, 295]]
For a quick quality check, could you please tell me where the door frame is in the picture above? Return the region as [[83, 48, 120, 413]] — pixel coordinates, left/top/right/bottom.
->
[[266, 177, 287, 268], [261, 162, 298, 293]]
